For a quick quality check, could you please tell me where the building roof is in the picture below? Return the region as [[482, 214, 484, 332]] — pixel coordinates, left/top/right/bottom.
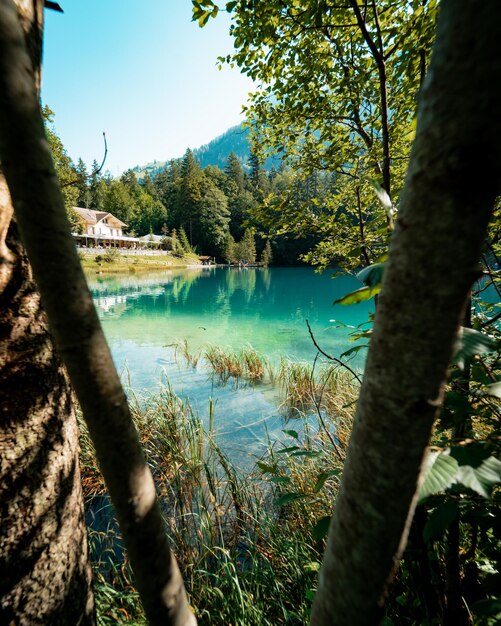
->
[[73, 207, 127, 227], [138, 234, 164, 242]]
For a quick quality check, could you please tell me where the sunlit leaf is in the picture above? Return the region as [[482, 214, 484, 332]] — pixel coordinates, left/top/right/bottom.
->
[[334, 285, 381, 305], [456, 456, 501, 498], [418, 451, 459, 502], [483, 381, 501, 398]]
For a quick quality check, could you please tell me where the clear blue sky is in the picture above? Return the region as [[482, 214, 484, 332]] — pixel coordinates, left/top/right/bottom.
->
[[42, 1, 254, 175]]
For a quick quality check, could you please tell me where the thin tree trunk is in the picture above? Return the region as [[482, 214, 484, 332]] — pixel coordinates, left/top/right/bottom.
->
[[0, 2, 94, 624], [0, 2, 195, 624], [444, 518, 469, 625], [311, 2, 501, 624], [410, 506, 444, 623]]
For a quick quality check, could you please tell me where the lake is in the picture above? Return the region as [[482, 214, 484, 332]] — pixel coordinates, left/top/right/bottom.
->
[[88, 266, 371, 462]]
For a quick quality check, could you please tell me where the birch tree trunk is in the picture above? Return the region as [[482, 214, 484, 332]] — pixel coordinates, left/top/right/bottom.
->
[[0, 2, 94, 624], [311, 1, 501, 624], [0, 1, 195, 624]]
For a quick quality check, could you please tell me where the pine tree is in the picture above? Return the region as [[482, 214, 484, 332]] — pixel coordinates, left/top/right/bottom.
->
[[178, 149, 202, 240], [224, 233, 237, 264], [225, 152, 245, 192], [248, 145, 260, 191], [179, 227, 192, 254], [75, 158, 90, 207], [260, 240, 273, 267], [239, 229, 256, 264], [170, 228, 181, 255]]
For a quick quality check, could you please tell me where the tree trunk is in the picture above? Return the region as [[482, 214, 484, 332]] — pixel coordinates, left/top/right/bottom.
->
[[0, 195, 95, 625], [311, 2, 501, 624], [0, 2, 195, 624], [0, 6, 94, 622]]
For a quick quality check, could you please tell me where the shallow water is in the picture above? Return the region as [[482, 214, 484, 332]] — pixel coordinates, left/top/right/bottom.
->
[[88, 266, 371, 462]]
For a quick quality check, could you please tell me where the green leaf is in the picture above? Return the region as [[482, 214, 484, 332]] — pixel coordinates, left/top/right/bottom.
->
[[456, 456, 501, 498], [312, 515, 331, 540], [226, 1, 237, 11], [290, 450, 321, 458], [282, 429, 299, 439], [256, 461, 279, 475], [199, 11, 212, 26], [275, 492, 308, 506], [453, 327, 498, 369], [484, 381, 501, 398], [418, 451, 459, 502], [423, 500, 459, 542], [420, 447, 501, 500], [356, 262, 386, 289], [276, 446, 300, 454], [339, 344, 368, 359], [304, 561, 321, 573], [471, 598, 501, 617], [269, 476, 291, 484], [347, 246, 362, 258], [314, 470, 340, 493], [334, 285, 381, 305], [449, 442, 490, 468]]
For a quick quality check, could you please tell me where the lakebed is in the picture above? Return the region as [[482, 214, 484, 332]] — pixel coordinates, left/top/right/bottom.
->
[[86, 265, 370, 463]]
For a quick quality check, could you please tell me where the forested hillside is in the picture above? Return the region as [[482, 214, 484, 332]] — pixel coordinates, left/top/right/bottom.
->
[[133, 123, 280, 179], [46, 110, 340, 265]]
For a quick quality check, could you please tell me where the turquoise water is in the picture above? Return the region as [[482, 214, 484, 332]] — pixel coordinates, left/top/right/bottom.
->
[[88, 267, 371, 461]]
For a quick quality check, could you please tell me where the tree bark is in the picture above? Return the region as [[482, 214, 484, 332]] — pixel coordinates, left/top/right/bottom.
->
[[0, 3, 94, 624], [0, 1, 196, 624], [311, 2, 501, 624]]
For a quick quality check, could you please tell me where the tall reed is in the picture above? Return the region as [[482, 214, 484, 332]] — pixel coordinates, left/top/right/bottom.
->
[[79, 355, 359, 624]]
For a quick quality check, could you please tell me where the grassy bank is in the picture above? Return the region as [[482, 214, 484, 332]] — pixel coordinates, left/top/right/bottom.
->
[[79, 248, 202, 274], [79, 355, 359, 625]]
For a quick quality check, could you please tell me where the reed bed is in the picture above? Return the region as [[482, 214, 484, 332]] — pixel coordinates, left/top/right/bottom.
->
[[79, 354, 359, 624]]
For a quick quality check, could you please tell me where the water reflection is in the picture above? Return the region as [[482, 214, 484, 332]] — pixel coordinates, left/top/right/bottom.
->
[[87, 267, 370, 463]]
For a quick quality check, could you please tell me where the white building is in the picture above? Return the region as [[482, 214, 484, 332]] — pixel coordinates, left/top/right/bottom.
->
[[73, 208, 127, 237]]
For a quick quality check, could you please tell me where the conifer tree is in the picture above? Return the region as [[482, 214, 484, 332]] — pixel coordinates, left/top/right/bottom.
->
[[260, 240, 272, 267], [239, 229, 256, 264], [225, 151, 245, 192], [178, 149, 202, 240], [75, 158, 90, 207], [179, 226, 192, 254], [224, 233, 237, 264]]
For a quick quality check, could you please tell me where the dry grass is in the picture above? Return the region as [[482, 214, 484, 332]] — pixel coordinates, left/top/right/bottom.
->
[[79, 356, 360, 624]]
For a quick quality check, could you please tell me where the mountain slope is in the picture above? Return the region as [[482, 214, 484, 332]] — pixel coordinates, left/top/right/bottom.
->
[[133, 123, 279, 179]]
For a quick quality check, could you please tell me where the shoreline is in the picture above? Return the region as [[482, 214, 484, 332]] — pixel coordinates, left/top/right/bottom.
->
[[79, 248, 205, 274]]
